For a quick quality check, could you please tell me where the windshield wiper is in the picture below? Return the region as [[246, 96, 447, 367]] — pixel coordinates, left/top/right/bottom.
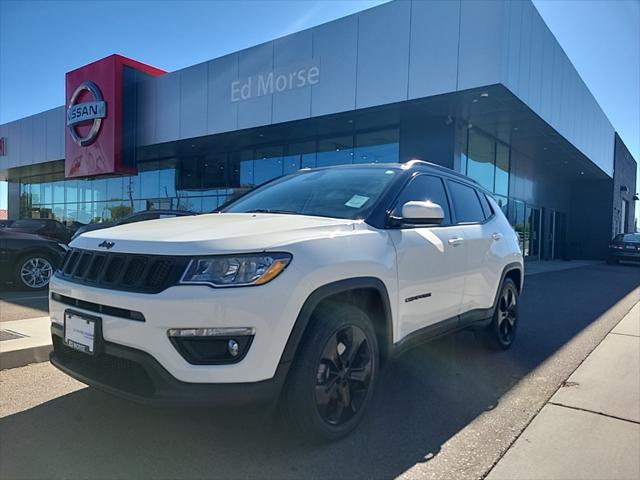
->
[[244, 209, 299, 215]]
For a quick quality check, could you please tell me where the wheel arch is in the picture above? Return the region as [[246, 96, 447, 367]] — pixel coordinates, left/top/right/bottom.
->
[[279, 277, 394, 367]]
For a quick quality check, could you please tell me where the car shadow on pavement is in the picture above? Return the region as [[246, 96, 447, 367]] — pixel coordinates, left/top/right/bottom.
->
[[0, 286, 49, 322], [1, 263, 639, 480]]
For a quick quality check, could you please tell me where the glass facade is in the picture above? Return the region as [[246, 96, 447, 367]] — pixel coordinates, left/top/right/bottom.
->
[[18, 128, 399, 225], [460, 126, 546, 259], [461, 128, 510, 220]]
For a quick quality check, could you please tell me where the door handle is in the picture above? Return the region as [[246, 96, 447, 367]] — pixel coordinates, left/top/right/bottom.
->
[[492, 232, 503, 241], [448, 237, 464, 247]]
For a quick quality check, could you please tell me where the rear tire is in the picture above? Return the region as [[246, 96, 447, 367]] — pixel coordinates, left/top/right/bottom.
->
[[281, 301, 378, 442], [478, 278, 519, 350]]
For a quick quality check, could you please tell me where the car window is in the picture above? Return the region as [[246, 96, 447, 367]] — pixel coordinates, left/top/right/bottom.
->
[[478, 192, 494, 218], [224, 167, 399, 220], [391, 174, 451, 225], [9, 219, 46, 229], [447, 180, 486, 224], [615, 233, 640, 243]]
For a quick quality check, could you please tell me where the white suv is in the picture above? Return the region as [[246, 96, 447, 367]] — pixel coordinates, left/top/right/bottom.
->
[[49, 161, 523, 440]]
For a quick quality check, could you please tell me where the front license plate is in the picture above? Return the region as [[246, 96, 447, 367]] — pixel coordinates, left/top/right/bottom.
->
[[64, 312, 96, 355]]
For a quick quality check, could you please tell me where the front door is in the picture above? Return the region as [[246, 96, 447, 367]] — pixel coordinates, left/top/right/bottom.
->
[[388, 175, 466, 340]]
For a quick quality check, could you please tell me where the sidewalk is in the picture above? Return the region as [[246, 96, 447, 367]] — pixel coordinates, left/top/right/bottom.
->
[[486, 302, 640, 480], [0, 317, 52, 370]]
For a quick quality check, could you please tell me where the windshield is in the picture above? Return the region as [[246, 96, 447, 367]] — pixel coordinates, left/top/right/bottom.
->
[[224, 167, 399, 220], [7, 220, 46, 229], [614, 233, 640, 243]]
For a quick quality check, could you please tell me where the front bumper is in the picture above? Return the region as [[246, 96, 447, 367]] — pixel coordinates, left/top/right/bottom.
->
[[50, 323, 289, 407], [49, 272, 308, 384]]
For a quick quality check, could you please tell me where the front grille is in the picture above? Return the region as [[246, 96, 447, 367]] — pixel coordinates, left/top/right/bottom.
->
[[56, 248, 190, 293]]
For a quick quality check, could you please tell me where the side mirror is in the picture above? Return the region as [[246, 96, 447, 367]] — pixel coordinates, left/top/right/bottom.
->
[[400, 201, 444, 225]]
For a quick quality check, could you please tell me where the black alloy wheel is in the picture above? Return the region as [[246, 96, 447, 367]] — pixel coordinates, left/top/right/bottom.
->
[[479, 278, 519, 350], [314, 324, 373, 426], [283, 301, 378, 442], [496, 285, 517, 345]]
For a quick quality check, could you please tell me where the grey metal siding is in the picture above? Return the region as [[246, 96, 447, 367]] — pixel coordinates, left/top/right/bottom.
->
[[0, 0, 620, 179]]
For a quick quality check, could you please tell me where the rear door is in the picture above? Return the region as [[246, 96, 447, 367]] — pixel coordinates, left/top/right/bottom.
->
[[388, 174, 467, 340], [446, 180, 502, 315]]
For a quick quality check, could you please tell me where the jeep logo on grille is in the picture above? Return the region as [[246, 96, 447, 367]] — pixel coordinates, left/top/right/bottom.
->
[[98, 241, 115, 249]]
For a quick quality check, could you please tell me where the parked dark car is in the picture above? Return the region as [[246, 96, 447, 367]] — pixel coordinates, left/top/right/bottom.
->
[[4, 218, 72, 243], [0, 230, 68, 289], [71, 209, 196, 241], [608, 233, 640, 264]]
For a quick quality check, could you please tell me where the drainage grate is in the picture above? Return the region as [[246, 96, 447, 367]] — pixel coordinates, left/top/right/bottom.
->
[[0, 329, 27, 341]]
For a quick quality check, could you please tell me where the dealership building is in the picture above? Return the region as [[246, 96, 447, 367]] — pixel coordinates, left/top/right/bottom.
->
[[0, 0, 636, 260]]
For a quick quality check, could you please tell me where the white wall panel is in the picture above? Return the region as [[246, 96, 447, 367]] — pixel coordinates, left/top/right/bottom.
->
[[356, 0, 410, 108], [408, 0, 460, 99], [528, 9, 544, 113], [505, 0, 522, 93], [237, 42, 273, 129], [18, 116, 33, 167], [272, 30, 313, 123], [32, 113, 46, 165], [311, 15, 357, 116], [155, 72, 181, 143], [7, 122, 20, 169], [180, 63, 208, 139], [46, 108, 64, 160], [539, 24, 555, 122], [517, 0, 533, 104], [458, 0, 505, 90], [207, 54, 239, 135]]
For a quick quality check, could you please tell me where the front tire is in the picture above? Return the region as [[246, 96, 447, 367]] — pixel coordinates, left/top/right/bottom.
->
[[15, 253, 55, 290], [282, 302, 378, 442], [479, 278, 519, 350]]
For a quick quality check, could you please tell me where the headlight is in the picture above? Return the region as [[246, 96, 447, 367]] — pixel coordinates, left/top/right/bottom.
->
[[180, 253, 292, 287]]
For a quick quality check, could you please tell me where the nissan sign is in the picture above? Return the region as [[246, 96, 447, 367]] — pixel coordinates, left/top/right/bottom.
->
[[66, 80, 107, 147]]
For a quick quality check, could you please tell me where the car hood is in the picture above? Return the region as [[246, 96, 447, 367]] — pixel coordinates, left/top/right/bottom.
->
[[69, 212, 356, 255]]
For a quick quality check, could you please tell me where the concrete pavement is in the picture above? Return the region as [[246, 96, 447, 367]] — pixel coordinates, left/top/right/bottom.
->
[[0, 289, 48, 322], [0, 317, 52, 370], [486, 302, 640, 480]]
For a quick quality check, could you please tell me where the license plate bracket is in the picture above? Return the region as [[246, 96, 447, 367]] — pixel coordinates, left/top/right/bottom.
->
[[64, 310, 102, 355]]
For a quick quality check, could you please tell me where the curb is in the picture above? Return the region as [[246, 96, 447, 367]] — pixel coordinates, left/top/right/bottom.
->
[[0, 344, 52, 370], [0, 317, 52, 371]]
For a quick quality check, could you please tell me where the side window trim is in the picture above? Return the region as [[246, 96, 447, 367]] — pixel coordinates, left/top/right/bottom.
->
[[446, 179, 493, 226], [388, 173, 453, 228]]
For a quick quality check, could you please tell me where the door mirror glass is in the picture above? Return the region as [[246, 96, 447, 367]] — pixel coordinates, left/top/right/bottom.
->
[[401, 201, 444, 225]]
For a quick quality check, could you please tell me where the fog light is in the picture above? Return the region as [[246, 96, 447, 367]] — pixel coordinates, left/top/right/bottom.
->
[[228, 339, 239, 357], [167, 327, 255, 337], [166, 327, 255, 365]]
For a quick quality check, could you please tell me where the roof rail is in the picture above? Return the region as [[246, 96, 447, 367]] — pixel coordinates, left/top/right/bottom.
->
[[404, 158, 483, 189]]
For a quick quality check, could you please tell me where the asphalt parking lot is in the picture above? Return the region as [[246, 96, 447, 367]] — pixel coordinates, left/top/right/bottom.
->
[[0, 288, 48, 323], [1, 263, 639, 480]]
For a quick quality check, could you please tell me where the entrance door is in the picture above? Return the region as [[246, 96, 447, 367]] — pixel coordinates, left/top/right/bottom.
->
[[553, 212, 567, 260], [527, 207, 542, 260]]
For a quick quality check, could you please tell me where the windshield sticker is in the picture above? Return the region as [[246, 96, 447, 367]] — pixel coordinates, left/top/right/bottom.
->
[[345, 194, 370, 208]]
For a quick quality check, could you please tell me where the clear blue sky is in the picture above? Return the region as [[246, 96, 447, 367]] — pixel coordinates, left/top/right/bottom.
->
[[0, 0, 638, 213]]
